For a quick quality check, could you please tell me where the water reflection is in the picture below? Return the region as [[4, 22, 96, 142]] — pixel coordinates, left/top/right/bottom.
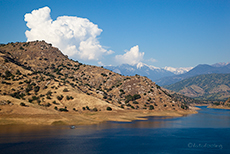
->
[[96, 116, 180, 129], [0, 106, 230, 144], [92, 106, 230, 129], [0, 125, 67, 143]]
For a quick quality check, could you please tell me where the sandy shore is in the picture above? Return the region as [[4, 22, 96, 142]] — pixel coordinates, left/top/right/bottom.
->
[[0, 109, 197, 126], [189, 106, 201, 110], [208, 105, 230, 110], [0, 95, 197, 126]]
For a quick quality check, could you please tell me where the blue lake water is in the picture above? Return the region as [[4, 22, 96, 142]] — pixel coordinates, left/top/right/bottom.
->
[[0, 106, 230, 154]]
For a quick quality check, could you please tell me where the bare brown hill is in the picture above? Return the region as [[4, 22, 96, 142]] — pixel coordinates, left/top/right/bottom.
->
[[0, 41, 195, 125]]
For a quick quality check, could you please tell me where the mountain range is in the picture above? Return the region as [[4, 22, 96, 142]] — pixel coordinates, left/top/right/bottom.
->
[[105, 62, 230, 101], [105, 62, 230, 87], [105, 62, 192, 81], [156, 63, 230, 86]]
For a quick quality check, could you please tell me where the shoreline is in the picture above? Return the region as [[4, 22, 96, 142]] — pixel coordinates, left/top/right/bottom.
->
[[0, 109, 197, 126], [208, 105, 230, 110]]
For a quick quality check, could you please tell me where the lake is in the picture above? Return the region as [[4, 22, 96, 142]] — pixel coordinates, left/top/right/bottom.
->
[[0, 106, 230, 154]]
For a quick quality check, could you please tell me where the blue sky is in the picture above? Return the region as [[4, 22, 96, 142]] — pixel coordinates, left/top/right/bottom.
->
[[0, 0, 230, 68]]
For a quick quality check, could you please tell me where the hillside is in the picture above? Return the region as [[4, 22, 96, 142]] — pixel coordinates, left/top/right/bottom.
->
[[208, 97, 230, 109], [164, 73, 230, 101], [162, 89, 207, 105], [156, 63, 230, 86], [0, 41, 195, 125]]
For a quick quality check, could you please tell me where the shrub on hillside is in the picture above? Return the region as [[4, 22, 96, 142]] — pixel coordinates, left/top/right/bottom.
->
[[46, 90, 52, 96], [73, 108, 78, 111], [45, 103, 51, 107], [34, 86, 40, 93], [66, 96, 74, 100], [16, 70, 21, 75], [125, 94, 141, 103], [59, 106, 68, 112], [52, 101, 59, 105], [5, 70, 13, 78], [20, 102, 27, 107], [86, 106, 90, 110], [149, 105, 154, 110], [103, 95, 107, 99], [10, 92, 25, 99], [133, 94, 141, 100], [93, 107, 98, 112], [57, 95, 63, 100], [28, 98, 33, 103], [63, 88, 69, 92], [26, 84, 33, 93], [106, 107, 112, 111], [46, 95, 51, 99], [181, 104, 189, 110], [32, 96, 39, 101]]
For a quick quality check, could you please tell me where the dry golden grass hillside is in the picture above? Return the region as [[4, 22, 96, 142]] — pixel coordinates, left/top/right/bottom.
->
[[0, 41, 196, 125]]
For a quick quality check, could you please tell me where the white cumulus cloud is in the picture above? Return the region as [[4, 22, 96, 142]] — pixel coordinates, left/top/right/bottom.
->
[[97, 61, 104, 66], [115, 45, 144, 65], [24, 6, 113, 61]]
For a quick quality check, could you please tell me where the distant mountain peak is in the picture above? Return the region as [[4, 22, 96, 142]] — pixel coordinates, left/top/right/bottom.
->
[[135, 62, 192, 74], [136, 62, 160, 70], [136, 62, 144, 69], [156, 62, 230, 86], [105, 62, 192, 82], [163, 66, 193, 75], [212, 62, 230, 67]]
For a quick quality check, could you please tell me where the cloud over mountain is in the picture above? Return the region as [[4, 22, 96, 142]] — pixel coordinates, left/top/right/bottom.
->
[[24, 6, 113, 61], [115, 45, 144, 65]]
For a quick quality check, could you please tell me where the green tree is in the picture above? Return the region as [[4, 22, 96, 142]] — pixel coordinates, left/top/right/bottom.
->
[[86, 106, 90, 110], [63, 88, 69, 92], [26, 84, 33, 92], [149, 105, 154, 110], [5, 70, 12, 78], [57, 95, 63, 100], [34, 86, 40, 93], [16, 70, 21, 75], [20, 102, 26, 106], [93, 107, 98, 112], [106, 107, 112, 111]]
